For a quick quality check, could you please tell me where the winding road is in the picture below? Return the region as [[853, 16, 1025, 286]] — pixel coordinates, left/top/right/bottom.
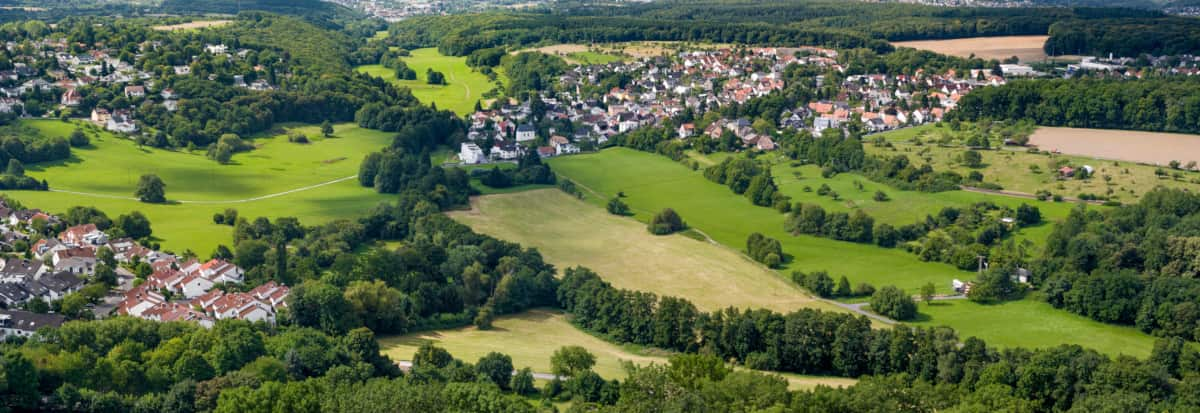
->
[[48, 175, 359, 204]]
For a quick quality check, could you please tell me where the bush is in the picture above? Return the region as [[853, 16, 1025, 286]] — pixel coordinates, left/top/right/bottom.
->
[[870, 285, 917, 320], [606, 197, 630, 216], [648, 208, 686, 235], [873, 190, 890, 202]]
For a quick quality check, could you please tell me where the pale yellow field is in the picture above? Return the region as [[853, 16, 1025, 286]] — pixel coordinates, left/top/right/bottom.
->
[[379, 309, 858, 389], [152, 20, 233, 31], [1029, 127, 1200, 166], [891, 35, 1073, 63], [448, 189, 844, 314]]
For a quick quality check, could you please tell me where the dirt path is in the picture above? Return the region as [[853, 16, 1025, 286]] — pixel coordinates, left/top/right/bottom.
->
[[48, 175, 359, 204], [960, 185, 1109, 205]]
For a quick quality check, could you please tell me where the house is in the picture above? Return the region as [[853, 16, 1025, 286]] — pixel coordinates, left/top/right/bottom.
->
[[179, 272, 215, 298], [1013, 268, 1031, 284], [173, 65, 191, 75], [161, 88, 176, 99], [163, 100, 178, 111], [0, 283, 31, 307], [0, 258, 45, 283], [460, 142, 486, 165], [60, 89, 81, 106], [106, 110, 137, 133], [537, 146, 557, 158], [193, 259, 244, 284], [491, 141, 522, 161], [678, 123, 695, 139], [35, 271, 85, 300], [52, 248, 97, 275], [59, 223, 107, 247], [124, 85, 145, 98], [30, 238, 68, 259], [755, 136, 777, 151], [0, 309, 65, 339], [205, 44, 228, 54], [516, 124, 536, 142], [1058, 166, 1075, 177], [90, 108, 111, 124]]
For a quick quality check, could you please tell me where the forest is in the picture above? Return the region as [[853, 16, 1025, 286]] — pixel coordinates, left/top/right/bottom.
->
[[952, 78, 1200, 134], [1044, 17, 1200, 57]]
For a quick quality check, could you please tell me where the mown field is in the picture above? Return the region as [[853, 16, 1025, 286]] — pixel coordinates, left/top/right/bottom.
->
[[547, 147, 1167, 354], [871, 124, 1200, 203], [548, 147, 971, 294], [911, 296, 1157, 357], [379, 309, 858, 389], [889, 35, 1071, 63], [4, 120, 394, 254], [448, 189, 844, 314], [355, 48, 498, 116]]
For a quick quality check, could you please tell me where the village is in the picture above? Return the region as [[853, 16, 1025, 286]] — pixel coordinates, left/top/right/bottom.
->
[[458, 46, 1022, 164], [2, 34, 274, 135], [0, 200, 287, 339]]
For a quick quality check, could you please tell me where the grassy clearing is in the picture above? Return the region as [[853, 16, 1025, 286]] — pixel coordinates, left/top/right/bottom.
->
[[4, 120, 393, 254], [448, 189, 843, 314], [354, 48, 499, 116], [871, 125, 1200, 203], [770, 162, 1073, 249], [911, 296, 1157, 357], [379, 309, 857, 389], [548, 148, 974, 294], [151, 20, 232, 31]]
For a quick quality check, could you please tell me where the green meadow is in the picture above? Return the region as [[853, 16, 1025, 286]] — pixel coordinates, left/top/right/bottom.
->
[[548, 147, 972, 294], [355, 48, 499, 116], [911, 296, 1157, 357], [3, 120, 395, 254], [547, 147, 1166, 356]]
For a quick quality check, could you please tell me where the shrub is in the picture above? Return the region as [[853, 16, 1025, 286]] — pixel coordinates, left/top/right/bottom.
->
[[648, 208, 686, 235], [606, 197, 631, 216], [873, 190, 890, 202], [870, 285, 917, 320]]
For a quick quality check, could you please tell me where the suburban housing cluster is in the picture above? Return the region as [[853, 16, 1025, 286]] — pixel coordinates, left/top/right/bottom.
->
[[459, 46, 1008, 163], [0, 200, 287, 330]]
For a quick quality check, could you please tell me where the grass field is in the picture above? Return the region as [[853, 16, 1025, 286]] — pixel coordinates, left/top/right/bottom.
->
[[548, 147, 973, 294], [449, 189, 843, 314], [354, 48, 498, 116], [151, 20, 232, 31], [871, 124, 1200, 203], [4, 120, 393, 254], [770, 162, 1074, 248], [911, 296, 1157, 357], [379, 309, 858, 389]]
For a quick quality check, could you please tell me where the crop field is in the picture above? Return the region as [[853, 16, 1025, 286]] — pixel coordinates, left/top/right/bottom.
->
[[548, 148, 974, 294], [4, 120, 393, 254], [911, 297, 1157, 357], [354, 48, 498, 116], [870, 125, 1200, 203], [890, 35, 1071, 63], [448, 189, 844, 313], [379, 309, 858, 389], [1028, 126, 1200, 166]]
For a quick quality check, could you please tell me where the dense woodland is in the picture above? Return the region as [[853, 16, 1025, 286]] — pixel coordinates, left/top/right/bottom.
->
[[1034, 188, 1200, 342], [953, 78, 1200, 134]]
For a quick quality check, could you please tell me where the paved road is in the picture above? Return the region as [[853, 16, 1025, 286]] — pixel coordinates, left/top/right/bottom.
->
[[396, 360, 565, 380], [48, 175, 358, 204]]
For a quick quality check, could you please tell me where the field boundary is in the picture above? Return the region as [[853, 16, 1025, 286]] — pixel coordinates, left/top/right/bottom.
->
[[48, 175, 359, 204]]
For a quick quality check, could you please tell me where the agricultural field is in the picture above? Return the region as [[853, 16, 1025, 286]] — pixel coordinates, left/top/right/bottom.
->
[[870, 124, 1200, 203], [890, 35, 1072, 63], [354, 48, 499, 116], [911, 296, 1158, 357], [151, 20, 232, 31], [1028, 126, 1200, 166], [448, 189, 843, 314], [379, 309, 858, 389], [4, 120, 394, 254], [548, 147, 973, 294]]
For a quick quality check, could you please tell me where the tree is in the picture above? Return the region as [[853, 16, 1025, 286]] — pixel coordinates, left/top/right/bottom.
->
[[68, 128, 89, 147], [476, 352, 514, 390], [426, 69, 446, 85], [1016, 204, 1041, 226], [413, 342, 453, 369], [511, 367, 536, 395], [6, 159, 23, 176], [961, 150, 983, 168], [836, 276, 852, 297], [321, 121, 334, 137], [921, 282, 936, 304], [648, 208, 686, 235], [116, 211, 152, 239], [870, 285, 917, 320], [606, 197, 631, 216], [550, 346, 596, 377], [135, 174, 166, 203]]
